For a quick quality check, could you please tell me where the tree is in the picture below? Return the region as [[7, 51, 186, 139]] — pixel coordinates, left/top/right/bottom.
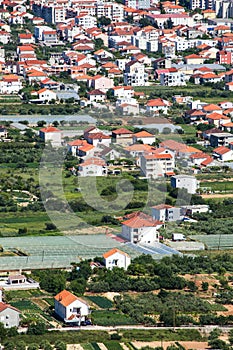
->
[[95, 38, 104, 50], [139, 17, 151, 27], [98, 16, 111, 26], [4, 342, 15, 350], [27, 345, 39, 350], [201, 281, 209, 291], [15, 341, 26, 350], [27, 322, 47, 335], [54, 341, 66, 350], [0, 322, 7, 341], [37, 120, 46, 127], [40, 340, 53, 350]]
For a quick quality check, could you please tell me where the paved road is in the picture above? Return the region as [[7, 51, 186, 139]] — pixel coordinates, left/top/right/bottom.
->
[[47, 325, 233, 333]]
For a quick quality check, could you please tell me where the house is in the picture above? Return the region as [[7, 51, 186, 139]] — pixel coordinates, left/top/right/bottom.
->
[[160, 69, 186, 86], [39, 126, 62, 147], [202, 104, 223, 115], [213, 146, 233, 162], [75, 14, 97, 29], [34, 88, 57, 103], [171, 175, 199, 194], [0, 301, 20, 328], [85, 132, 111, 147], [18, 33, 34, 44], [151, 204, 181, 222], [112, 128, 134, 146], [146, 98, 170, 115], [210, 132, 233, 147], [94, 145, 121, 161], [54, 290, 90, 325], [184, 54, 205, 65], [0, 74, 22, 94], [67, 139, 88, 156], [159, 139, 202, 159], [103, 248, 131, 270], [112, 86, 134, 99], [89, 75, 114, 93], [207, 112, 230, 127], [87, 89, 106, 103], [180, 204, 209, 216], [140, 148, 175, 178], [133, 130, 155, 145], [124, 144, 154, 158], [78, 157, 107, 177], [0, 125, 7, 138], [84, 126, 101, 139], [189, 152, 212, 166], [117, 103, 139, 116], [124, 60, 148, 87], [121, 211, 163, 245]]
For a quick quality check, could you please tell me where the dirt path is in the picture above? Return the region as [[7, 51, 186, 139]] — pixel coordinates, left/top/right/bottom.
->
[[133, 341, 209, 349], [201, 193, 233, 199]]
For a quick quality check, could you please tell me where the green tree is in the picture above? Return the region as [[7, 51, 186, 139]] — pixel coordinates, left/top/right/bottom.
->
[[54, 341, 66, 350], [98, 16, 111, 26], [27, 322, 47, 335], [40, 340, 53, 350], [201, 281, 209, 291]]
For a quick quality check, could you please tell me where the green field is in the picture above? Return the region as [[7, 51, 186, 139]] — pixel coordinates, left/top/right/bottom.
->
[[200, 181, 233, 193], [86, 296, 113, 309], [10, 300, 42, 313], [92, 310, 135, 326]]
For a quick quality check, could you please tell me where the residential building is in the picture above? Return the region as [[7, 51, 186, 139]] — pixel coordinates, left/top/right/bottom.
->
[[171, 175, 199, 194], [39, 126, 62, 147], [103, 248, 131, 270], [133, 130, 155, 145], [213, 146, 233, 161], [89, 75, 114, 92], [75, 14, 97, 29], [0, 302, 20, 328], [160, 70, 186, 86], [124, 61, 148, 87], [85, 132, 111, 147], [112, 128, 134, 146], [54, 290, 90, 325], [210, 132, 233, 147], [0, 74, 22, 94], [121, 212, 163, 245], [146, 98, 171, 115], [140, 148, 175, 178], [78, 157, 107, 177], [151, 204, 181, 222]]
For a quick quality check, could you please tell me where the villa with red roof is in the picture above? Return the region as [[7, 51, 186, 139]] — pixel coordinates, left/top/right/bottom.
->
[[146, 98, 171, 114], [121, 211, 163, 245], [55, 290, 90, 325], [103, 248, 131, 270], [39, 126, 62, 147], [213, 146, 233, 162], [112, 128, 134, 145], [140, 148, 175, 179], [133, 130, 155, 145], [78, 157, 107, 176]]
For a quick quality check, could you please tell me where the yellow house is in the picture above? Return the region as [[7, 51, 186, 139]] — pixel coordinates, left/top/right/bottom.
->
[[184, 54, 205, 65], [202, 9, 216, 19]]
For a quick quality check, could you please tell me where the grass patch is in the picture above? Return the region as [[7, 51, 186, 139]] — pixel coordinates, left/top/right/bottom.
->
[[43, 298, 54, 306], [86, 296, 113, 309], [210, 304, 227, 312], [104, 342, 123, 350], [121, 329, 203, 342], [92, 310, 135, 326], [11, 300, 42, 313]]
